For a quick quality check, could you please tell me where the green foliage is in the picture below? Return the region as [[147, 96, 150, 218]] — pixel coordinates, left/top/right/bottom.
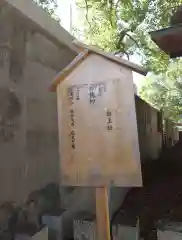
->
[[75, 0, 182, 121], [34, 0, 59, 20], [140, 61, 182, 121], [75, 0, 182, 73]]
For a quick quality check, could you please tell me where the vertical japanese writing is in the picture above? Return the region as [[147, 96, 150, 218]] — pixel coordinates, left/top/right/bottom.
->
[[68, 86, 76, 149], [89, 83, 106, 104], [76, 87, 80, 100], [70, 109, 75, 127], [69, 109, 76, 149], [106, 109, 113, 131], [70, 129, 76, 149], [67, 86, 74, 105], [67, 82, 109, 149], [89, 85, 96, 104]]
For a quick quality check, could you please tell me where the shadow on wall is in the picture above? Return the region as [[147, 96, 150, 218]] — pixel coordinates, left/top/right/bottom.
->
[[0, 88, 21, 142], [0, 182, 61, 238]]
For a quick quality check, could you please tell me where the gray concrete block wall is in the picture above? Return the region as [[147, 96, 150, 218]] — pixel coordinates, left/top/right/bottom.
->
[[24, 32, 61, 194], [0, 4, 75, 204], [23, 60, 59, 195], [0, 4, 26, 203]]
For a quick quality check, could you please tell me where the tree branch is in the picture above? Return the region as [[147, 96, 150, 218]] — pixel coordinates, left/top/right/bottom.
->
[[125, 33, 139, 47], [84, 0, 92, 28]]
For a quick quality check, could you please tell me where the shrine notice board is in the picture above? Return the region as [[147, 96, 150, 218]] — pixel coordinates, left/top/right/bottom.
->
[[56, 55, 142, 187]]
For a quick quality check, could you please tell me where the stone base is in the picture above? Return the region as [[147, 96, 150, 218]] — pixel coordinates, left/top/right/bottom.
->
[[157, 222, 182, 240], [15, 227, 48, 240], [73, 220, 139, 240], [42, 214, 63, 240], [158, 230, 182, 240]]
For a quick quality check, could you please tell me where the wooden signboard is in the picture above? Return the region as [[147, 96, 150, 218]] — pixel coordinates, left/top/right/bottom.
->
[[51, 41, 146, 240], [56, 53, 142, 187]]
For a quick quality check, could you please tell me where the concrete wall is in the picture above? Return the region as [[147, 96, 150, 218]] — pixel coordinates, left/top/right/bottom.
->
[[0, 3, 75, 204]]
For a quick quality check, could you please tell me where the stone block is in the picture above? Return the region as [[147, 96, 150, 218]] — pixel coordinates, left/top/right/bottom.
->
[[73, 219, 139, 240], [73, 220, 96, 240], [15, 227, 48, 240], [42, 214, 63, 240], [113, 224, 139, 240], [26, 33, 75, 71], [157, 222, 182, 240], [158, 230, 182, 240]]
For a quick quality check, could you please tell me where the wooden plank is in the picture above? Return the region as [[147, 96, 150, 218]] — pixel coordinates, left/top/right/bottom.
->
[[56, 54, 142, 187], [96, 187, 111, 240]]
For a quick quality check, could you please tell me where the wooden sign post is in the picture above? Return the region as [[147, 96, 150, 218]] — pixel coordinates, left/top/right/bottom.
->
[[96, 187, 111, 240], [50, 41, 145, 240]]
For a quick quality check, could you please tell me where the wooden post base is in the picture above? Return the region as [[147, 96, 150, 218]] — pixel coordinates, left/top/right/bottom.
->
[[96, 187, 111, 240]]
